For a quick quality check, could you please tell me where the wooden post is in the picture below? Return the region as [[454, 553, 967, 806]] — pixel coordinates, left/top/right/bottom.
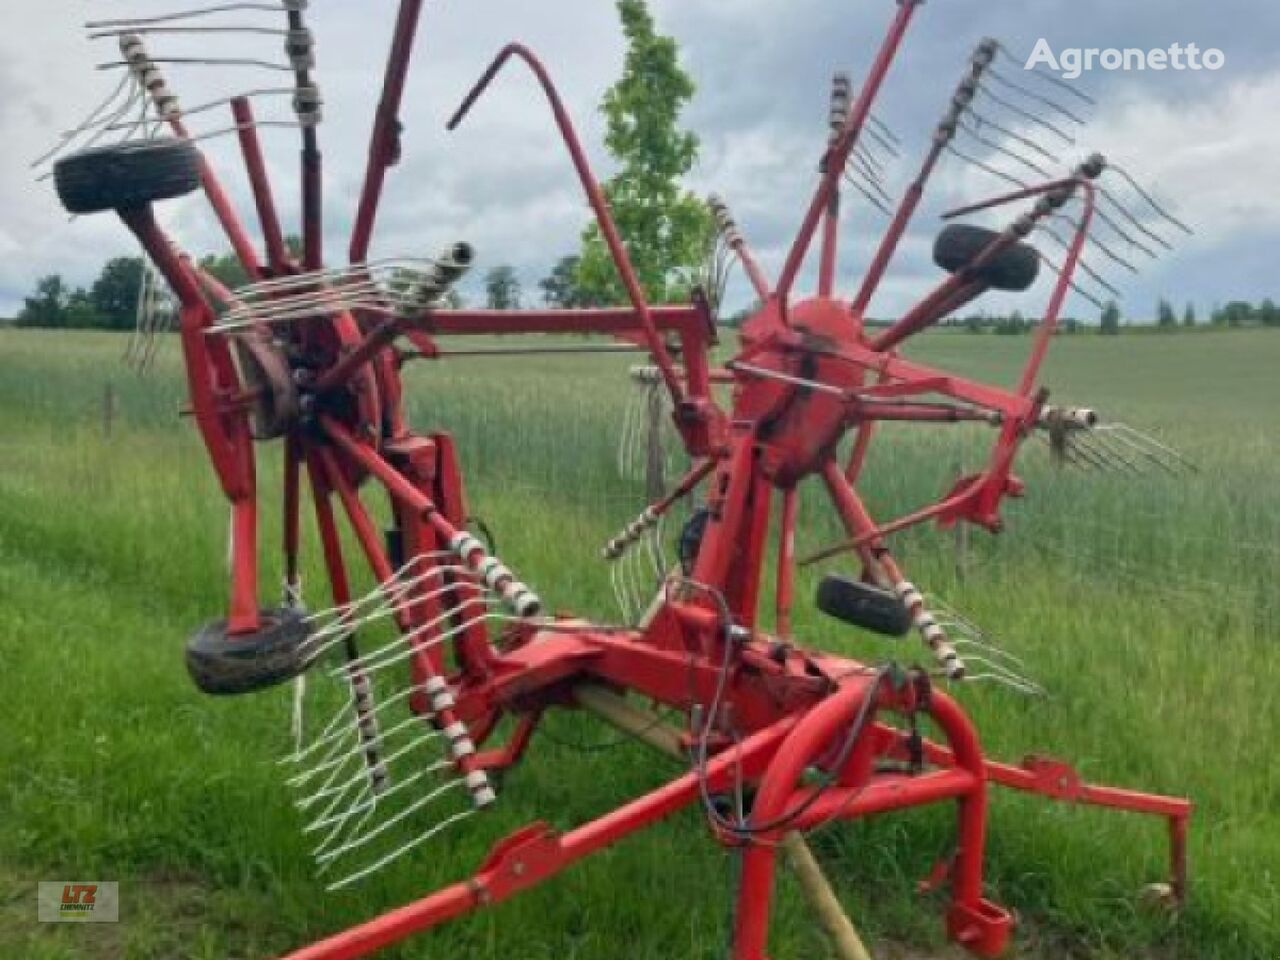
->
[[574, 685, 876, 960]]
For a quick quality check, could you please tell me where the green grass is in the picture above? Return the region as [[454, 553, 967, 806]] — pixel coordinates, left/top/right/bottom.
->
[[0, 327, 1277, 959]]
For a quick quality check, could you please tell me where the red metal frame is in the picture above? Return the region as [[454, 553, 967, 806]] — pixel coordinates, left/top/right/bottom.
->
[[81, 2, 1193, 958]]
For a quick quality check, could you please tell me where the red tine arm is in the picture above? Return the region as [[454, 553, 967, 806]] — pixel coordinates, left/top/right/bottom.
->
[[777, 0, 922, 303], [350, 0, 428, 264]]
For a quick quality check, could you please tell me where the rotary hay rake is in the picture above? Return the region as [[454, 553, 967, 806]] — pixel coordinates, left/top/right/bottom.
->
[[44, 1, 1196, 957]]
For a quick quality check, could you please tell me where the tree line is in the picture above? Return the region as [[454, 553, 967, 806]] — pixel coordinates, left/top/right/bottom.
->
[[951, 297, 1280, 336]]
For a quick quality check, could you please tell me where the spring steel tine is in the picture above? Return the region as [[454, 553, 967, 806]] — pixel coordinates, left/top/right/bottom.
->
[[1037, 431, 1103, 471], [976, 82, 1075, 144], [943, 624, 1034, 670], [956, 118, 1055, 180], [299, 729, 440, 810], [77, 85, 145, 155], [1066, 430, 1132, 473], [1100, 428, 1179, 475], [966, 107, 1061, 164], [88, 25, 290, 40], [868, 111, 902, 145], [1045, 214, 1140, 275], [850, 141, 887, 178], [291, 717, 425, 795], [947, 143, 1026, 190], [865, 114, 902, 155], [99, 56, 294, 73], [1078, 431, 1144, 474], [841, 172, 893, 216], [1108, 164, 1194, 235], [185, 120, 308, 145], [87, 4, 290, 29], [1098, 188, 1175, 252], [307, 585, 487, 664], [993, 43, 1097, 105], [288, 683, 432, 766], [302, 559, 464, 630], [343, 608, 504, 678], [1035, 254, 1106, 309], [315, 779, 466, 867], [1037, 222, 1127, 294], [1102, 424, 1197, 473], [984, 66, 1090, 126], [1089, 203, 1161, 260], [119, 88, 297, 127], [325, 810, 477, 892], [309, 759, 449, 837], [847, 154, 893, 201], [31, 71, 134, 167], [950, 640, 1040, 681]]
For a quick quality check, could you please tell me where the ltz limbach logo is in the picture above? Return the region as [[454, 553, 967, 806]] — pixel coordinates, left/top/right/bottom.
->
[[1026, 39, 1226, 81], [59, 884, 98, 916]]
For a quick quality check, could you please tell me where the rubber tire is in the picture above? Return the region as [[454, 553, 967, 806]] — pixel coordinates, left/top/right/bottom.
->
[[815, 574, 912, 638], [933, 224, 1040, 293], [186, 606, 312, 696], [54, 139, 201, 215]]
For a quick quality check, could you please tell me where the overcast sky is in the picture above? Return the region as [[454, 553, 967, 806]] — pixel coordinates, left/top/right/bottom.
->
[[1, 0, 1276, 320]]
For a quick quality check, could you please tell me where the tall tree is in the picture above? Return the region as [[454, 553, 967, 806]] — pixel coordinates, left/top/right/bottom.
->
[[1182, 302, 1196, 328], [17, 275, 71, 328], [576, 0, 712, 305], [484, 265, 521, 310], [540, 255, 591, 307], [90, 256, 145, 330], [1156, 298, 1177, 330], [1099, 301, 1122, 336]]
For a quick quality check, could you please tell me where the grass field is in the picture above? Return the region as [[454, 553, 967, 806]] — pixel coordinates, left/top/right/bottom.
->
[[0, 327, 1277, 960]]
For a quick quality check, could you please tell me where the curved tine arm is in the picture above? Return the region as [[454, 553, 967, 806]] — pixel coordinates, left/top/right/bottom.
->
[[447, 43, 685, 405]]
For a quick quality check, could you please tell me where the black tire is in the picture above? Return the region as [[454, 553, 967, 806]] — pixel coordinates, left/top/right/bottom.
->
[[186, 606, 313, 696], [54, 139, 201, 215], [815, 574, 912, 638], [933, 224, 1040, 293]]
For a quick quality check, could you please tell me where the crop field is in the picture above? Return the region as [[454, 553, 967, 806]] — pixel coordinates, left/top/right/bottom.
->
[[0, 326, 1276, 960]]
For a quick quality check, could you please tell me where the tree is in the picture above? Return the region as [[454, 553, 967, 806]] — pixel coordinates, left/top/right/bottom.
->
[[1216, 301, 1253, 328], [1258, 298, 1280, 327], [1156, 298, 1177, 330], [484, 265, 521, 310], [1099, 301, 1121, 335], [90, 256, 145, 330], [199, 250, 252, 293], [576, 0, 713, 305], [17, 274, 72, 328], [540, 255, 592, 307], [63, 289, 98, 329], [1182, 302, 1196, 328]]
